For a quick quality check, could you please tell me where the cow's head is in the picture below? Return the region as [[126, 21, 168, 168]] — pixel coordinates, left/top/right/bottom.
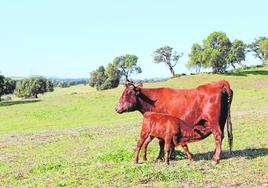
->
[[115, 81, 143, 114]]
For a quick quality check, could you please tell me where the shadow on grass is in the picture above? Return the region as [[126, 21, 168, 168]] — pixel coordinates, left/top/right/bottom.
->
[[0, 99, 40, 107], [193, 148, 268, 161]]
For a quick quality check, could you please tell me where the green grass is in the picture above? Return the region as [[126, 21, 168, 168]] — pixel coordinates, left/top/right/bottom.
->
[[0, 66, 268, 187]]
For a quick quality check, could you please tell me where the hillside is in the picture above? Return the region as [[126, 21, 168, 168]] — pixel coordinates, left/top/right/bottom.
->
[[0, 65, 267, 187]]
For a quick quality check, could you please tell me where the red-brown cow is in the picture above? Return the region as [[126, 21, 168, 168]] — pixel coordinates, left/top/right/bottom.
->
[[116, 80, 233, 164], [134, 112, 212, 165]]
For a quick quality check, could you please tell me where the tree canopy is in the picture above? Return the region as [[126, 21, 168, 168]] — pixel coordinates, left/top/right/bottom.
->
[[249, 37, 268, 64], [113, 54, 141, 81], [153, 46, 183, 77]]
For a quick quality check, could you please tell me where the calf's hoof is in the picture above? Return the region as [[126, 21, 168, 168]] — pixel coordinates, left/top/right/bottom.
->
[[143, 157, 147, 161], [156, 157, 165, 162], [170, 155, 176, 160]]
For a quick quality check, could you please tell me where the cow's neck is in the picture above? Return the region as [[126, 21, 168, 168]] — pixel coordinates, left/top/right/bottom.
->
[[137, 88, 158, 114]]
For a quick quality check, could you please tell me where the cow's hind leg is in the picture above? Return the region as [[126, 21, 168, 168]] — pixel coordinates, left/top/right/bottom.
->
[[212, 127, 223, 164], [142, 136, 154, 161]]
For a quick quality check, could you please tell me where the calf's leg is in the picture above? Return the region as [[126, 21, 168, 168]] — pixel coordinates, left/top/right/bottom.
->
[[142, 136, 154, 161], [164, 136, 172, 165], [157, 139, 165, 161], [169, 145, 176, 160], [181, 145, 193, 161], [134, 133, 148, 164]]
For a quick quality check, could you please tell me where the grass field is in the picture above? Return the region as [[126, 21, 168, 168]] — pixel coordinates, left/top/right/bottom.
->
[[0, 66, 268, 187]]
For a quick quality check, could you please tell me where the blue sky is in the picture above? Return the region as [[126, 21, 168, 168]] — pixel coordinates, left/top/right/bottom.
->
[[0, 0, 267, 79]]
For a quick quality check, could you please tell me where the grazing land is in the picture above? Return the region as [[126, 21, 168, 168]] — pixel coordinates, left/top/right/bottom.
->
[[0, 66, 268, 187]]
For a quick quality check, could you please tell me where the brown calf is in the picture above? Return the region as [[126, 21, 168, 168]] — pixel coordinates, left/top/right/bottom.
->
[[134, 112, 212, 165]]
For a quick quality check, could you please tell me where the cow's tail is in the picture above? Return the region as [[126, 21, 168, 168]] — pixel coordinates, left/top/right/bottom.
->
[[219, 80, 233, 153], [219, 80, 231, 96], [227, 89, 233, 153]]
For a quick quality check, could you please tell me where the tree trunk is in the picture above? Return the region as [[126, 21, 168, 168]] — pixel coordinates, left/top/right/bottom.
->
[[168, 65, 175, 77], [231, 63, 236, 69]]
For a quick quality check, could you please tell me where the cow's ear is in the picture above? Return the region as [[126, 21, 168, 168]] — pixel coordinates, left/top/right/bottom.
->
[[134, 87, 141, 95], [136, 82, 143, 88]]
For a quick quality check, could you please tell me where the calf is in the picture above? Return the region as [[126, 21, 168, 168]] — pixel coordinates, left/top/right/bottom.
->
[[134, 112, 212, 165]]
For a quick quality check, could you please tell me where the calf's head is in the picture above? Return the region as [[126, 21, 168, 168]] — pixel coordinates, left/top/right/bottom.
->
[[115, 82, 143, 114]]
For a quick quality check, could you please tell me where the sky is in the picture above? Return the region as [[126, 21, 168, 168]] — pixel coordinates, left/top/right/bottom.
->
[[0, 0, 267, 79]]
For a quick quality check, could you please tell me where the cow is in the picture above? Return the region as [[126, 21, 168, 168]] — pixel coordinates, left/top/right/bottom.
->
[[116, 80, 233, 164], [134, 112, 212, 164]]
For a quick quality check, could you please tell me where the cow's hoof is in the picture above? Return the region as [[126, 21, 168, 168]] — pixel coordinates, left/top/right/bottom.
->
[[190, 158, 196, 162], [211, 160, 219, 165]]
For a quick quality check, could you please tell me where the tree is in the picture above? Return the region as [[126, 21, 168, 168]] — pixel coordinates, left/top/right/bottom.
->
[[0, 76, 16, 101], [89, 71, 98, 87], [202, 32, 232, 73], [186, 43, 203, 72], [14, 77, 54, 98], [227, 39, 247, 68], [102, 63, 121, 89], [187, 32, 247, 73], [89, 66, 107, 90], [0, 75, 4, 101], [113, 54, 141, 81], [153, 46, 183, 77], [46, 80, 54, 92], [89, 54, 142, 90], [249, 37, 268, 64]]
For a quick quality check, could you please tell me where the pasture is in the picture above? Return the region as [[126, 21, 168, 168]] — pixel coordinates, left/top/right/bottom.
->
[[0, 66, 268, 187]]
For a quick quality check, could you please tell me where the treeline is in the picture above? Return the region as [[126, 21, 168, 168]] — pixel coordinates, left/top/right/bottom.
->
[[0, 76, 54, 100], [53, 79, 88, 88], [0, 76, 90, 101], [89, 32, 268, 91]]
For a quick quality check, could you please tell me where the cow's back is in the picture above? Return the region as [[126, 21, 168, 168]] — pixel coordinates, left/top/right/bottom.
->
[[141, 86, 223, 125]]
